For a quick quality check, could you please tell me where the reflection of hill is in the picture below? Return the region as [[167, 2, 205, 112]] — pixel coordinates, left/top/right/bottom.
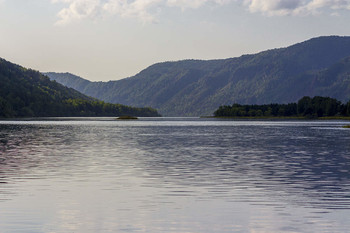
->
[[133, 124, 350, 209], [0, 123, 92, 200]]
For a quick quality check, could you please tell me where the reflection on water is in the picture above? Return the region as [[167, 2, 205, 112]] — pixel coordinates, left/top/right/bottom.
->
[[0, 118, 350, 232]]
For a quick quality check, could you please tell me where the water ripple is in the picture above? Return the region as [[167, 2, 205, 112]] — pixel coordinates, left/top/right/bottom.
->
[[0, 119, 350, 232]]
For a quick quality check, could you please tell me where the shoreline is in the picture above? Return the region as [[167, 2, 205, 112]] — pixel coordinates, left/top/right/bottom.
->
[[201, 116, 350, 121]]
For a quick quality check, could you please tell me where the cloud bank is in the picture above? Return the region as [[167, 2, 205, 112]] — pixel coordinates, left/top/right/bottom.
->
[[244, 0, 350, 16], [51, 0, 350, 25]]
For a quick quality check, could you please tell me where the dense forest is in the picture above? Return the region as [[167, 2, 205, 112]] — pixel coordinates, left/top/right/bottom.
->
[[0, 58, 160, 118], [214, 96, 350, 118]]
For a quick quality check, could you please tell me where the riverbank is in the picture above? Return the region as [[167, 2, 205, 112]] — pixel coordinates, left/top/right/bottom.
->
[[202, 116, 350, 121]]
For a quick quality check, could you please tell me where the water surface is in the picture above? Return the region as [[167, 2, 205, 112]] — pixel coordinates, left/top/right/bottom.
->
[[0, 118, 350, 232]]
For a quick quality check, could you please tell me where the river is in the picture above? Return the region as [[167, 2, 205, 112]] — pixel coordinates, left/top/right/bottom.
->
[[0, 118, 349, 232]]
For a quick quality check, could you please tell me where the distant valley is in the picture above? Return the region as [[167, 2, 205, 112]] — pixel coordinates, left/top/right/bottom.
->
[[46, 36, 350, 116]]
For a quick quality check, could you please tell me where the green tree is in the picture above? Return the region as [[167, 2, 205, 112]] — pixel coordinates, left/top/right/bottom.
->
[[298, 96, 312, 116]]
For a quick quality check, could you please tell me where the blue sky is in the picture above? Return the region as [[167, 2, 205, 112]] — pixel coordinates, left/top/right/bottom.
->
[[1, 0, 350, 81]]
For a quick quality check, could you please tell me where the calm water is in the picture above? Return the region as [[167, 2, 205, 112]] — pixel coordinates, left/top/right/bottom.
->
[[0, 118, 350, 233]]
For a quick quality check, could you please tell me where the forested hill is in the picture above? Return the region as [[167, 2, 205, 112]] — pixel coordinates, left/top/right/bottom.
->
[[0, 58, 160, 118], [46, 36, 350, 116]]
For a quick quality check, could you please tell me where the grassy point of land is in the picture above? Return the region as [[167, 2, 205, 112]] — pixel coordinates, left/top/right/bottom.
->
[[117, 116, 138, 120]]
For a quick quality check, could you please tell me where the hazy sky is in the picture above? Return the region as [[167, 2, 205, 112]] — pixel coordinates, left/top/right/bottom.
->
[[1, 0, 350, 81]]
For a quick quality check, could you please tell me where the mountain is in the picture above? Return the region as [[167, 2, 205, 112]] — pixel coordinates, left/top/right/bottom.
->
[[46, 36, 350, 116], [0, 58, 160, 117]]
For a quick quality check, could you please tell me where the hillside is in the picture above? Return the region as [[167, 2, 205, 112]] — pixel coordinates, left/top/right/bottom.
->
[[46, 36, 350, 116], [0, 58, 160, 117]]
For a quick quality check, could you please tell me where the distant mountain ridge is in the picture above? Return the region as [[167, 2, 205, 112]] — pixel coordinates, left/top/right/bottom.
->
[[46, 36, 350, 116]]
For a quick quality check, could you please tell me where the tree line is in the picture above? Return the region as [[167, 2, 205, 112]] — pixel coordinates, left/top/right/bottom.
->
[[214, 96, 350, 118], [0, 97, 160, 118]]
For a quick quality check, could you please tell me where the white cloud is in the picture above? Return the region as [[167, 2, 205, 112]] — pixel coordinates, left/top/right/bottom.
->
[[52, 0, 350, 25], [166, 0, 232, 9], [103, 0, 163, 23], [53, 0, 234, 24], [53, 0, 102, 25], [243, 0, 350, 16], [244, 0, 303, 16]]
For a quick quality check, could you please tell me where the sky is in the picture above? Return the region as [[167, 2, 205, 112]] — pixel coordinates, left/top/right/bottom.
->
[[0, 0, 350, 81]]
